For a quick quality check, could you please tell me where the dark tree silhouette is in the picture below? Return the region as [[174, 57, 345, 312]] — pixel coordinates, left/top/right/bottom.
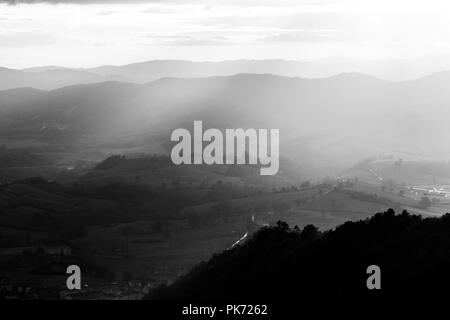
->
[[147, 209, 450, 299]]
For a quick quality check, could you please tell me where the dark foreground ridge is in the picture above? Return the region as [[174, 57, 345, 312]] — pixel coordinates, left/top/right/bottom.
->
[[146, 209, 450, 299]]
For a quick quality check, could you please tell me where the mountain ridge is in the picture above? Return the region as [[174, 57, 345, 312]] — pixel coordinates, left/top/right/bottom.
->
[[1, 72, 450, 167], [3, 58, 444, 91]]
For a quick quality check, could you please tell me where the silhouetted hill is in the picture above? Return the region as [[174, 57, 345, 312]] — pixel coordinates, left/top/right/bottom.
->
[[87, 60, 333, 83], [3, 60, 382, 90], [85, 59, 450, 82], [0, 67, 125, 91], [146, 209, 450, 299], [3, 72, 450, 166], [5, 59, 450, 91]]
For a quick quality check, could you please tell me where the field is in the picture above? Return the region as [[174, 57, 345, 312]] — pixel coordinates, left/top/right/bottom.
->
[[71, 217, 246, 283], [3, 154, 450, 292]]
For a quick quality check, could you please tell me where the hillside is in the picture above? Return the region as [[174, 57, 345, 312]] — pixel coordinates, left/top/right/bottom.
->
[[3, 72, 450, 170], [147, 209, 450, 299], [341, 158, 450, 186], [0, 67, 124, 91], [83, 59, 450, 82], [0, 60, 395, 91], [86, 60, 340, 83], [4, 58, 450, 92]]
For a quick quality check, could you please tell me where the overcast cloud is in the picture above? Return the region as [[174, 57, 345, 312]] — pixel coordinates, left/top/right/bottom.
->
[[1, 0, 450, 68]]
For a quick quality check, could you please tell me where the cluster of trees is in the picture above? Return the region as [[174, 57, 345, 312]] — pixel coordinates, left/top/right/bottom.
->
[[205, 180, 262, 202], [94, 154, 125, 170], [0, 146, 52, 168], [147, 209, 450, 299], [94, 154, 173, 171]]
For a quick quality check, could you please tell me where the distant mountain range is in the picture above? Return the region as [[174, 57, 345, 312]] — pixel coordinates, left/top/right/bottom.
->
[[1, 71, 450, 169], [0, 67, 127, 91], [2, 59, 363, 91], [4, 58, 450, 91], [84, 60, 341, 84]]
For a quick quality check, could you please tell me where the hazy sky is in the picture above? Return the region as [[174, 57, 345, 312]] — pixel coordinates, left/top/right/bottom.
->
[[2, 0, 450, 68]]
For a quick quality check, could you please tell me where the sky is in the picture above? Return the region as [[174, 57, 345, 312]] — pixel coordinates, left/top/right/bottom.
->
[[2, 0, 450, 68]]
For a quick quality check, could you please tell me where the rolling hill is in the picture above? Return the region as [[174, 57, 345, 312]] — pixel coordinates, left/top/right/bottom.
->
[[84, 58, 450, 82], [1, 72, 450, 172], [0, 67, 125, 91]]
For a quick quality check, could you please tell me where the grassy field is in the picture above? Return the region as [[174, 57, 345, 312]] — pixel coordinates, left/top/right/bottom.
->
[[71, 217, 246, 283]]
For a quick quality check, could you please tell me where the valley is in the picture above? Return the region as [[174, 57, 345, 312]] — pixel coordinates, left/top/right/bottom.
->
[[2, 72, 450, 298]]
